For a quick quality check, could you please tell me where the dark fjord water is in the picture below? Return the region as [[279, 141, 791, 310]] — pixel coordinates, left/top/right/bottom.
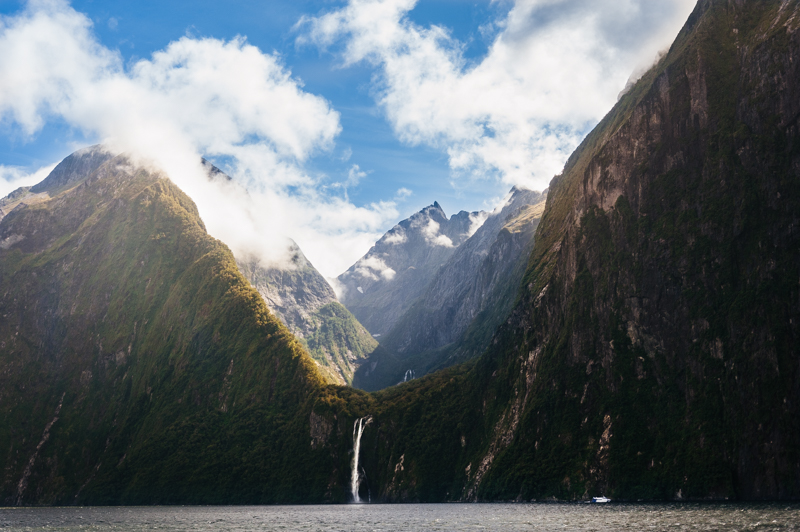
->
[[1, 503, 798, 531]]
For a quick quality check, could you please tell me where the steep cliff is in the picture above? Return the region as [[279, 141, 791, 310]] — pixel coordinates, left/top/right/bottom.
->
[[470, 0, 800, 500], [353, 188, 547, 390], [337, 202, 482, 336], [326, 0, 800, 503]]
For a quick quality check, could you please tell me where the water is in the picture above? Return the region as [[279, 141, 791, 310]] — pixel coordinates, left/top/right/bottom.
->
[[351, 417, 370, 503], [1, 503, 798, 531]]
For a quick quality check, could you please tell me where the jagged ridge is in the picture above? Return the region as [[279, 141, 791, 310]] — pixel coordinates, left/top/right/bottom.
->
[[337, 202, 482, 337], [353, 188, 547, 390]]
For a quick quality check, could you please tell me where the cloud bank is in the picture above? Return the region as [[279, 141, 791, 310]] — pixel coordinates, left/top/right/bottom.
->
[[300, 0, 697, 191], [0, 0, 397, 277]]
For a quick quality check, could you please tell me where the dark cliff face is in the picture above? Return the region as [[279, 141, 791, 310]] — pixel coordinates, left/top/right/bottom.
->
[[472, 0, 800, 500], [337, 202, 482, 337], [353, 188, 547, 390], [325, 0, 800, 503]]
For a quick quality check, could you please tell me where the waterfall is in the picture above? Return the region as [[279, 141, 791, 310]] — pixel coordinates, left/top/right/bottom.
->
[[351, 416, 371, 503], [403, 369, 415, 382]]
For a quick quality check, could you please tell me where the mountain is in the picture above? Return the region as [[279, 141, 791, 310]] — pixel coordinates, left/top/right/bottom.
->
[[352, 187, 547, 390], [350, 0, 800, 501], [337, 202, 483, 337], [237, 245, 379, 385], [0, 146, 113, 224], [191, 159, 379, 386], [0, 187, 44, 222], [0, 149, 378, 505]]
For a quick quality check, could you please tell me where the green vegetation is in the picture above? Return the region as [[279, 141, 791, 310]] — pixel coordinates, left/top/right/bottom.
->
[[475, 0, 800, 501], [238, 253, 380, 386], [0, 159, 345, 504], [303, 302, 384, 385]]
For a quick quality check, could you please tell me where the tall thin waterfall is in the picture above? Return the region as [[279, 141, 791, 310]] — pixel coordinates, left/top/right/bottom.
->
[[351, 417, 370, 503]]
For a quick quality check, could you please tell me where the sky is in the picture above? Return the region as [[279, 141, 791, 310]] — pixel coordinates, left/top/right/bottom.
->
[[0, 0, 697, 278]]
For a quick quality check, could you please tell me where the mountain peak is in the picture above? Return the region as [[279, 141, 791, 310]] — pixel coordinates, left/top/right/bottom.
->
[[421, 201, 446, 220], [338, 197, 483, 335], [29, 144, 114, 195]]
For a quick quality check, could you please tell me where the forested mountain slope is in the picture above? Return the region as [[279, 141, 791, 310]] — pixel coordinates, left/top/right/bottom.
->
[[0, 152, 346, 504], [238, 247, 380, 386]]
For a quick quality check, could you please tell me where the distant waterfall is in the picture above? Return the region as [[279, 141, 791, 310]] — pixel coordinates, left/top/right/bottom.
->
[[403, 369, 415, 382], [351, 417, 371, 503]]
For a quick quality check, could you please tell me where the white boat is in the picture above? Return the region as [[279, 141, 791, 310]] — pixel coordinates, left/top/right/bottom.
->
[[591, 496, 611, 503]]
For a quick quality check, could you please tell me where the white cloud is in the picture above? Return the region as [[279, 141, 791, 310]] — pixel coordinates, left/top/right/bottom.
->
[[354, 255, 396, 280], [347, 164, 367, 186], [467, 211, 489, 237], [395, 187, 412, 200], [299, 0, 697, 191], [0, 0, 397, 277], [326, 275, 347, 299], [415, 218, 453, 247], [382, 227, 407, 244], [0, 163, 56, 198]]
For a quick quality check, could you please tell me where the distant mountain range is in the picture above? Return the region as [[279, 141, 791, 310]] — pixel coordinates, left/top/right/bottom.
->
[[348, 187, 547, 390], [337, 202, 481, 337]]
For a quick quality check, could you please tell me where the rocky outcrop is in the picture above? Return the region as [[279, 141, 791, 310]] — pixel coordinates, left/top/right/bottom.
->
[[337, 202, 482, 336], [0, 145, 114, 223], [238, 244, 338, 338], [30, 144, 113, 195], [237, 243, 379, 386]]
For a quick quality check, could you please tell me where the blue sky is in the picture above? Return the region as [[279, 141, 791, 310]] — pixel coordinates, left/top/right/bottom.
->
[[0, 0, 506, 215], [0, 0, 696, 276]]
